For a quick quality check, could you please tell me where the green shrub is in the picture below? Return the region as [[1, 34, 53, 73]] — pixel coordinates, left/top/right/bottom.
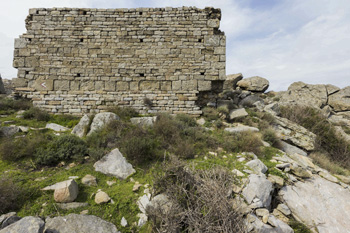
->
[[222, 131, 263, 155], [0, 97, 32, 113], [23, 107, 51, 121], [35, 134, 87, 166], [175, 113, 197, 127], [289, 219, 312, 233], [0, 176, 24, 214], [107, 106, 139, 120], [0, 132, 51, 162], [202, 107, 220, 121], [153, 114, 182, 145], [50, 114, 80, 128], [261, 128, 278, 146]]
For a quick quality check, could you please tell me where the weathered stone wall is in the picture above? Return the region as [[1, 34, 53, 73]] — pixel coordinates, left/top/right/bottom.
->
[[13, 7, 226, 115]]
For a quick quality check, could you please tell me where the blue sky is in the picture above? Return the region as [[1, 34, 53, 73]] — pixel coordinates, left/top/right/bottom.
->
[[1, 0, 349, 91]]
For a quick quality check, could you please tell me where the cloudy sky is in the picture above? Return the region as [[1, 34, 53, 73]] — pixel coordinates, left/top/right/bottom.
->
[[0, 0, 349, 91]]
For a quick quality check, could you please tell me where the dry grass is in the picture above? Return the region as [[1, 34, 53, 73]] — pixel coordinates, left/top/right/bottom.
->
[[149, 156, 246, 233], [309, 152, 350, 176]]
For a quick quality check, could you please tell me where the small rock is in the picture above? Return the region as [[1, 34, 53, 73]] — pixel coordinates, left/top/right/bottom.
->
[[196, 118, 206, 125], [224, 124, 259, 133], [18, 126, 29, 132], [95, 191, 110, 204], [81, 174, 97, 186], [107, 180, 116, 186], [246, 159, 268, 174], [238, 157, 246, 162], [277, 203, 291, 216], [1, 126, 19, 137], [268, 174, 284, 187], [45, 123, 69, 132], [229, 108, 248, 120], [53, 179, 79, 203], [336, 175, 350, 184], [276, 163, 290, 169], [137, 213, 148, 227], [87, 112, 119, 136], [137, 194, 150, 214], [291, 166, 312, 178], [69, 176, 79, 179], [0, 216, 44, 233], [34, 177, 47, 182], [133, 182, 142, 192], [232, 169, 245, 177], [255, 208, 269, 217], [130, 116, 157, 127], [80, 210, 89, 215], [121, 217, 128, 227]]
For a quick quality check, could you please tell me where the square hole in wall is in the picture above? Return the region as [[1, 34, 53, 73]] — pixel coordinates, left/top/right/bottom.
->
[[80, 38, 84, 42], [139, 12, 143, 15], [139, 73, 145, 77], [25, 71, 29, 75], [198, 39, 202, 42], [76, 73, 81, 77], [140, 39, 143, 42], [200, 72, 205, 75]]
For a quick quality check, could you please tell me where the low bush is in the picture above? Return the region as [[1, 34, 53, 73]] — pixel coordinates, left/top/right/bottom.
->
[[0, 97, 31, 113], [150, 156, 246, 232], [50, 114, 80, 128], [261, 128, 279, 146], [0, 176, 24, 214], [107, 106, 139, 121], [35, 134, 87, 166], [202, 107, 220, 121], [222, 131, 263, 156], [0, 132, 51, 162], [23, 107, 51, 122], [280, 105, 350, 167]]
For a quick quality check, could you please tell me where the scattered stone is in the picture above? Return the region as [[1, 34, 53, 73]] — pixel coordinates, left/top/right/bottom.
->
[[277, 204, 291, 216], [130, 116, 157, 127], [237, 76, 269, 92], [121, 217, 128, 227], [246, 159, 268, 174], [242, 174, 273, 209], [81, 174, 97, 186], [148, 194, 173, 214], [87, 112, 119, 136], [267, 215, 293, 232], [268, 174, 284, 187], [45, 123, 69, 132], [137, 194, 151, 214], [95, 191, 110, 204], [133, 182, 142, 192], [0, 216, 44, 233], [137, 213, 148, 227], [1, 215, 21, 230], [34, 177, 47, 182], [68, 176, 79, 179], [44, 214, 120, 233], [272, 209, 289, 223], [255, 208, 269, 217], [232, 169, 244, 177], [71, 115, 90, 137], [57, 202, 88, 210], [264, 102, 280, 116], [0, 212, 17, 226], [107, 180, 116, 186], [237, 157, 245, 162], [1, 126, 19, 137], [289, 153, 315, 170], [228, 108, 248, 120], [18, 126, 29, 132], [53, 179, 79, 203], [336, 175, 350, 184], [290, 166, 312, 178], [224, 124, 259, 134], [94, 148, 135, 180], [80, 210, 89, 215], [196, 118, 206, 125]]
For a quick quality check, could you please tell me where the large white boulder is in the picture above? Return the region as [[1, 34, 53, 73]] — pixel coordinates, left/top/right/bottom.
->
[[236, 76, 269, 92], [71, 115, 90, 137], [94, 148, 135, 180], [0, 216, 44, 233], [329, 86, 350, 111], [242, 174, 273, 209]]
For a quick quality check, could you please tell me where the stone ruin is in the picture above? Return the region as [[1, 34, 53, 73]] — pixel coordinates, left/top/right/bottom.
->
[[12, 7, 226, 115]]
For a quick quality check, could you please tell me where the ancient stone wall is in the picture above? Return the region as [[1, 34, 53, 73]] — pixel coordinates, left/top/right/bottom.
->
[[13, 7, 225, 115]]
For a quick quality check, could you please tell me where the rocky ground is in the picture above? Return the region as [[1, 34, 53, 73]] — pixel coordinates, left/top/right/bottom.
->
[[1, 75, 350, 233]]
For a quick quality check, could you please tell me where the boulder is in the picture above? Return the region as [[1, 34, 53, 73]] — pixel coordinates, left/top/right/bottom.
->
[[239, 95, 264, 108], [121, 217, 128, 227], [288, 153, 315, 170], [94, 148, 135, 180], [318, 171, 338, 183], [242, 174, 273, 209], [247, 214, 293, 233], [223, 73, 243, 90], [147, 194, 173, 214], [0, 212, 17, 227], [326, 84, 340, 95], [1, 215, 21, 230], [276, 204, 291, 216], [236, 76, 269, 92], [1, 126, 19, 137], [44, 214, 120, 233], [273, 116, 316, 151], [328, 86, 350, 111], [81, 174, 97, 186], [137, 194, 151, 214], [280, 176, 350, 233], [246, 159, 268, 174], [71, 115, 90, 137], [267, 215, 294, 233], [224, 124, 259, 134], [290, 166, 312, 178], [130, 116, 157, 127], [45, 123, 69, 132], [279, 82, 328, 108], [278, 141, 307, 157], [228, 108, 248, 120], [49, 179, 78, 203], [95, 190, 110, 204], [87, 112, 119, 136], [268, 174, 284, 187], [0, 216, 44, 233]]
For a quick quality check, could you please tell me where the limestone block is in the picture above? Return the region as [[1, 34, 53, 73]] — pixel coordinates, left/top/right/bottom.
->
[[207, 19, 220, 28], [14, 38, 27, 49], [12, 78, 28, 88], [182, 80, 197, 91], [140, 81, 159, 91], [54, 80, 70, 91], [198, 80, 212, 91], [32, 78, 54, 91]]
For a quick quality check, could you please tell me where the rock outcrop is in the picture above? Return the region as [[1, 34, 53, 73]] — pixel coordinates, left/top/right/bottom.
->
[[236, 76, 269, 92], [0, 216, 44, 233], [328, 86, 350, 111], [72, 115, 90, 137], [87, 112, 119, 136]]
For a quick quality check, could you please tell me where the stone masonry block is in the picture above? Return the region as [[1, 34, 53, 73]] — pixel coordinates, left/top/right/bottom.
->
[[54, 80, 69, 91]]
